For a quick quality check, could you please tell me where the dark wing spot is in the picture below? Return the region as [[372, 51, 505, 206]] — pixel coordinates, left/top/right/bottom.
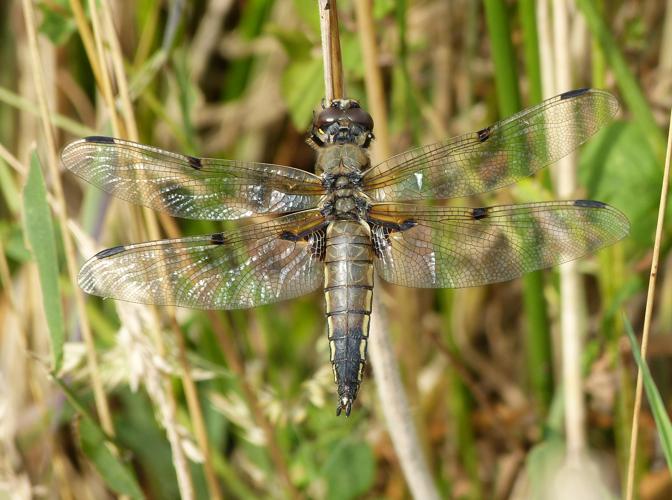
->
[[210, 232, 226, 245], [477, 127, 491, 142], [187, 156, 203, 170], [95, 245, 125, 258], [574, 199, 606, 208], [472, 207, 489, 220], [85, 136, 116, 144], [279, 230, 299, 242], [369, 219, 416, 258], [560, 88, 589, 100]]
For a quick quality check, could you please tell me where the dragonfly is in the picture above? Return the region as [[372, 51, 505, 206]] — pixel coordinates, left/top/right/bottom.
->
[[62, 88, 629, 416]]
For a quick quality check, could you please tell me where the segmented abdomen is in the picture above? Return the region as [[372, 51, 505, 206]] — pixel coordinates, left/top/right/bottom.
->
[[324, 220, 374, 416]]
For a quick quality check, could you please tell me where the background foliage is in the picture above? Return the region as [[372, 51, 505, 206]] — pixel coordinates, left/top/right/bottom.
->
[[1, 0, 671, 498]]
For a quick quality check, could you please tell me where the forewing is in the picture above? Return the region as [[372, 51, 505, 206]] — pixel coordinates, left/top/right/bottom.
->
[[368, 201, 629, 288], [362, 89, 618, 202], [78, 211, 327, 309], [62, 136, 325, 220]]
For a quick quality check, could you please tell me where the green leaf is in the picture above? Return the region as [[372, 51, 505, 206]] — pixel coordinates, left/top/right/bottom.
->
[[624, 315, 672, 473], [291, 0, 320, 35], [80, 417, 146, 500], [267, 27, 313, 61], [22, 152, 64, 371], [281, 57, 323, 130], [579, 120, 664, 247], [322, 440, 375, 500], [54, 378, 146, 499], [38, 1, 76, 45]]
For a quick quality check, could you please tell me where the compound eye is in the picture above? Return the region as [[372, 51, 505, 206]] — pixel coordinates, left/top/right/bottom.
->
[[347, 107, 374, 130], [314, 107, 342, 129]]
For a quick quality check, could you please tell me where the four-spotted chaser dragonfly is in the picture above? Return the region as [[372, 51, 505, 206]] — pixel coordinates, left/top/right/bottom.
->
[[62, 88, 629, 416]]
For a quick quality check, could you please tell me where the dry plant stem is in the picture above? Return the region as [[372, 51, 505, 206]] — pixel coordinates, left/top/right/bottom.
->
[[169, 314, 222, 500], [625, 107, 672, 500], [92, 3, 218, 495], [552, 0, 587, 461], [0, 143, 27, 176], [318, 0, 344, 101], [99, 0, 139, 140], [68, 0, 105, 97], [20, 0, 115, 437], [354, 0, 390, 159], [661, 0, 672, 71], [354, 2, 439, 498], [207, 312, 300, 500], [84, 0, 122, 136], [370, 296, 441, 500]]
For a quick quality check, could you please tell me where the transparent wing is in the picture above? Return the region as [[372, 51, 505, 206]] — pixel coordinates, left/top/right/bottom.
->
[[362, 89, 618, 202], [78, 211, 327, 309], [62, 136, 326, 220], [368, 200, 629, 288]]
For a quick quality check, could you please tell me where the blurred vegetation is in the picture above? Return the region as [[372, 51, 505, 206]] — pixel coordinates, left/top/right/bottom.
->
[[1, 0, 671, 498]]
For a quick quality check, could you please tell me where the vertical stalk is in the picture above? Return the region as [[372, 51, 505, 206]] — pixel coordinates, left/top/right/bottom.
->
[[624, 100, 672, 500], [484, 0, 553, 415], [353, 1, 440, 498], [318, 0, 344, 101], [552, 0, 588, 463], [20, 0, 115, 438]]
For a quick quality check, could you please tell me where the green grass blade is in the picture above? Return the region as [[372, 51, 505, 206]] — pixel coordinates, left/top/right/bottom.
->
[[55, 378, 146, 499], [518, 0, 542, 104], [485, 0, 553, 412], [22, 151, 64, 371], [483, 0, 521, 114], [624, 315, 672, 473], [79, 417, 146, 500]]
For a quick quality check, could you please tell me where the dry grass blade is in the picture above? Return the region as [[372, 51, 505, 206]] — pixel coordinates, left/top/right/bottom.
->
[[20, 0, 115, 437], [625, 105, 672, 500]]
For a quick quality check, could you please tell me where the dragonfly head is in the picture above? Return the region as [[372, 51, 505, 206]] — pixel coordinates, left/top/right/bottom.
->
[[310, 99, 374, 149]]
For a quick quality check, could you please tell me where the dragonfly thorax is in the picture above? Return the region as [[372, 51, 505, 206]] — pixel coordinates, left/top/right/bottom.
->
[[318, 144, 371, 219]]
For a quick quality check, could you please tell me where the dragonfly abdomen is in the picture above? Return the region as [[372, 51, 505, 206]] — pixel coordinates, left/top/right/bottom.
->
[[324, 220, 374, 416]]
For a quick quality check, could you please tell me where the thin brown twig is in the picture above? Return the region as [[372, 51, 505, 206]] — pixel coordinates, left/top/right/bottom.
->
[[318, 0, 343, 101], [20, 0, 115, 437], [625, 106, 672, 500], [99, 0, 139, 141], [68, 0, 105, 99]]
